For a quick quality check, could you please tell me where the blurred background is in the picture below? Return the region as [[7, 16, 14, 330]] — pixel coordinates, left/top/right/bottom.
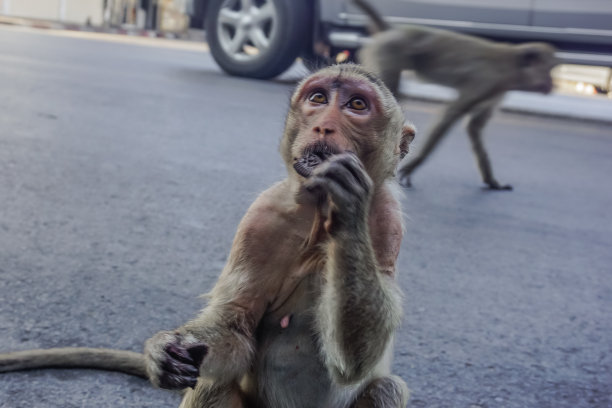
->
[[1, 0, 611, 98], [0, 1, 610, 408]]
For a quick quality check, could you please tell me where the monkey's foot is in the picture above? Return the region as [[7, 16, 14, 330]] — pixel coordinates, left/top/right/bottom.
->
[[485, 182, 513, 191], [399, 173, 413, 188]]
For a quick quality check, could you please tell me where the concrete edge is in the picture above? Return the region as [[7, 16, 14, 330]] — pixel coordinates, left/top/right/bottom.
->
[[399, 81, 612, 125]]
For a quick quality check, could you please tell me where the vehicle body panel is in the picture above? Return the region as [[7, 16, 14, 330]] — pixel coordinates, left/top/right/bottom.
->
[[324, 0, 612, 65], [192, 0, 612, 70]]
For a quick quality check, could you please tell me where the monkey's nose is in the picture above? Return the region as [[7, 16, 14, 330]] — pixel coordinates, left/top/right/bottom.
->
[[313, 126, 335, 137]]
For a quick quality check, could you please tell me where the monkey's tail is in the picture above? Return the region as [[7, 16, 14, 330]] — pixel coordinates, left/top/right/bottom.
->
[[352, 0, 391, 33], [0, 347, 148, 379]]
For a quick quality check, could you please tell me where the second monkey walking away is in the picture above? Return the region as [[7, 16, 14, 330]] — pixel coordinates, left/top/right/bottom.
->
[[353, 0, 559, 190]]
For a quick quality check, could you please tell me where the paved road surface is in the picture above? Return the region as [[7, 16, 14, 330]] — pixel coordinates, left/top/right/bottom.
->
[[0, 26, 610, 408]]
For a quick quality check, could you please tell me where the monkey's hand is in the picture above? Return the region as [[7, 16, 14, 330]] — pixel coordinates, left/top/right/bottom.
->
[[305, 153, 373, 235], [144, 330, 208, 390]]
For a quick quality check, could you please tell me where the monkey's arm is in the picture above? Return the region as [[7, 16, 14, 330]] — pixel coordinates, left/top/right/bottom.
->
[[310, 155, 403, 384], [145, 193, 286, 389], [145, 264, 265, 389]]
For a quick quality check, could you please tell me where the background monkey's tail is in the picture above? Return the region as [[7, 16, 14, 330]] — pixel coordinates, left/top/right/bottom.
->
[[352, 0, 391, 33], [0, 348, 148, 379]]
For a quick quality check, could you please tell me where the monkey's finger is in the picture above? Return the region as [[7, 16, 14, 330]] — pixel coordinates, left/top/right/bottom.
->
[[319, 163, 367, 199], [320, 156, 372, 201], [165, 343, 197, 366], [334, 151, 365, 171], [159, 372, 198, 390], [162, 356, 200, 377], [325, 153, 372, 192], [334, 154, 372, 191], [308, 176, 361, 214]]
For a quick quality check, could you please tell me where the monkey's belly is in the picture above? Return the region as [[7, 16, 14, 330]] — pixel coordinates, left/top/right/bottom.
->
[[248, 277, 332, 408]]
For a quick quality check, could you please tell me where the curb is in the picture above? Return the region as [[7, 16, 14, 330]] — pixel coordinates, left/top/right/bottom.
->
[[399, 80, 612, 125]]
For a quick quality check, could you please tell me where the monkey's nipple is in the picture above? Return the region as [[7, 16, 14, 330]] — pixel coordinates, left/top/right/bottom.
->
[[293, 151, 332, 178]]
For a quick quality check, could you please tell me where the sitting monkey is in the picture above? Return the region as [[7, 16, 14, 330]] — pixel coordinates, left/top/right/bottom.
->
[[0, 64, 415, 408], [353, 0, 559, 190]]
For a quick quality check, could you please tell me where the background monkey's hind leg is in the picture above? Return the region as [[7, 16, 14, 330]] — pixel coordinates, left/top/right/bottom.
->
[[179, 380, 246, 408], [398, 98, 469, 187], [466, 99, 512, 190], [352, 375, 409, 408], [398, 90, 501, 188]]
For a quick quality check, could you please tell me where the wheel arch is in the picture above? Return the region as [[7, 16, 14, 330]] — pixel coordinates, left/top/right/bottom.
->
[[204, 0, 319, 79]]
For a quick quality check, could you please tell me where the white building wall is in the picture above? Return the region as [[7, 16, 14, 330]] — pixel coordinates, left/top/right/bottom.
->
[[1, 0, 12, 15], [64, 0, 103, 25], [5, 0, 61, 20], [1, 0, 103, 25]]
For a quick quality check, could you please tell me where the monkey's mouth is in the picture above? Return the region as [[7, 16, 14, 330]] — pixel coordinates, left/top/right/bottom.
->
[[538, 78, 554, 94], [293, 142, 339, 178]]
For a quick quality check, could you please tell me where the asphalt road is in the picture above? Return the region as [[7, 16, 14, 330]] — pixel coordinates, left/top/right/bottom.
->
[[0, 26, 610, 408]]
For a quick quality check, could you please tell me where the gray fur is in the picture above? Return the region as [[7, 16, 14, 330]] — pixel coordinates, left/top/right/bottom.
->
[[354, 0, 559, 189]]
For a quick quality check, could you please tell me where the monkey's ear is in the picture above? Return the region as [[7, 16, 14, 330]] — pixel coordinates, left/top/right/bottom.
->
[[399, 123, 416, 160]]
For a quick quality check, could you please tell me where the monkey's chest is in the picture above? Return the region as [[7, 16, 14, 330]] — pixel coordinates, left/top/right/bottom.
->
[[249, 275, 332, 408]]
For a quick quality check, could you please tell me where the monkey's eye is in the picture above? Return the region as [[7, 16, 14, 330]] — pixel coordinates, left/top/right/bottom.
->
[[347, 97, 368, 110], [308, 92, 328, 104]]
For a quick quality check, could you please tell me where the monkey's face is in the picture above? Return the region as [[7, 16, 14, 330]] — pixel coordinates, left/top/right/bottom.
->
[[515, 44, 559, 94], [280, 65, 407, 186], [289, 73, 387, 178]]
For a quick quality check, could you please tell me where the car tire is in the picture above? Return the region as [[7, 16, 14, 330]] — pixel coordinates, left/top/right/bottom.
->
[[205, 0, 312, 79]]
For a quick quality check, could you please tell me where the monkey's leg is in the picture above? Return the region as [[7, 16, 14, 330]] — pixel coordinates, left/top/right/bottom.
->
[[179, 380, 246, 408], [466, 101, 512, 190], [398, 90, 500, 187], [352, 375, 409, 408], [398, 100, 466, 187]]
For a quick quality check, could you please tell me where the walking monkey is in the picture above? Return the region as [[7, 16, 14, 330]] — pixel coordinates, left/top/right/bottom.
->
[[353, 0, 559, 190], [0, 64, 415, 408]]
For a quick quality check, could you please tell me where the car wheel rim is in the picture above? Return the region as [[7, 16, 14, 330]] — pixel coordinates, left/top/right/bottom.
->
[[216, 0, 278, 62]]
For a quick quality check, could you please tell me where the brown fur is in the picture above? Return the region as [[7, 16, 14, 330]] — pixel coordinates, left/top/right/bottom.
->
[[354, 0, 559, 189], [147, 64, 414, 408]]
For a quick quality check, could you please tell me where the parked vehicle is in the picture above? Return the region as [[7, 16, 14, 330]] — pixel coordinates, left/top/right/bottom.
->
[[189, 0, 612, 79]]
